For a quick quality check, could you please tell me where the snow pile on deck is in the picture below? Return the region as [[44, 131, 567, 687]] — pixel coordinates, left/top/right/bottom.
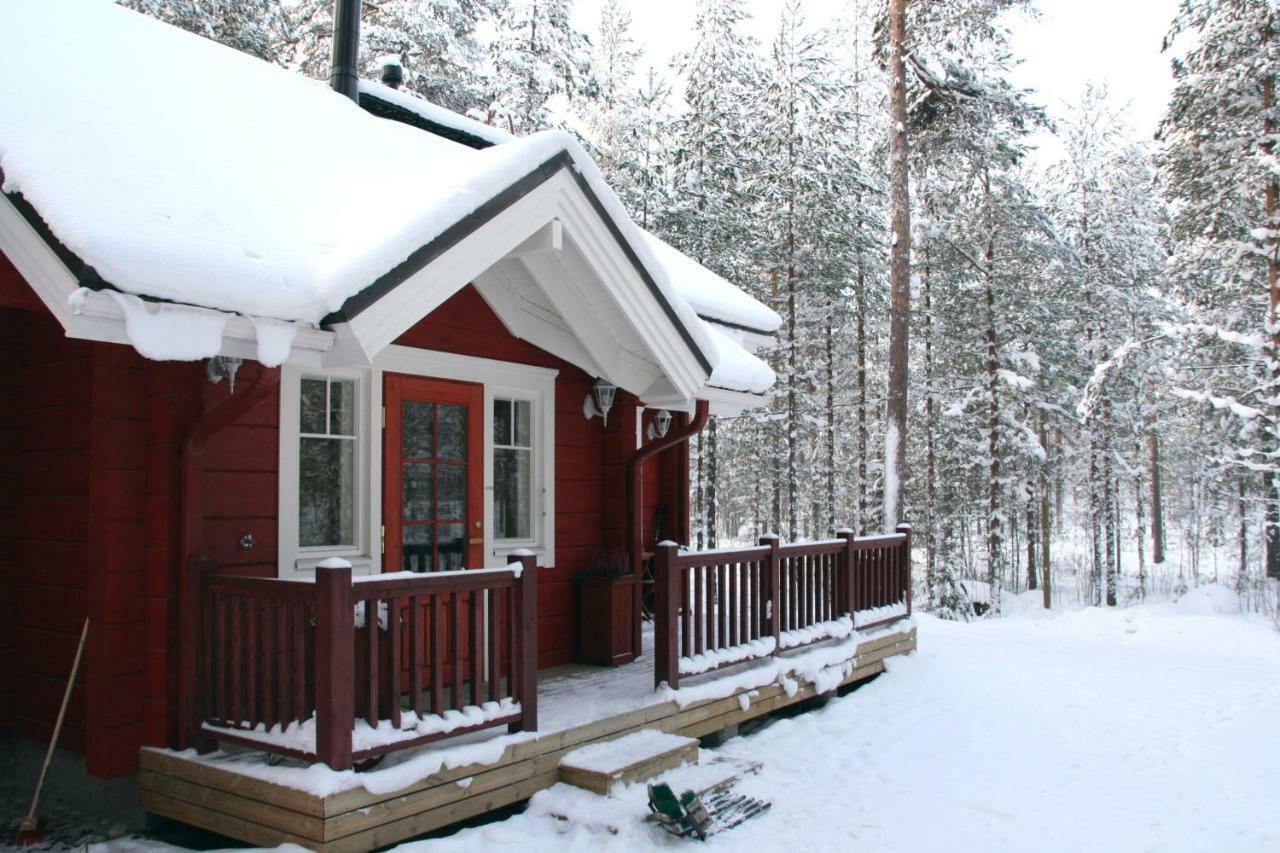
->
[[396, 585, 1280, 852]]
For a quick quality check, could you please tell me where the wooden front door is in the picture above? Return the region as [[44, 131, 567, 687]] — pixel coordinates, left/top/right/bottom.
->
[[383, 374, 484, 572]]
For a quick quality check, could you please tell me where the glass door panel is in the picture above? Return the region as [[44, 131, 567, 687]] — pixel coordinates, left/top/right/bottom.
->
[[384, 375, 484, 573]]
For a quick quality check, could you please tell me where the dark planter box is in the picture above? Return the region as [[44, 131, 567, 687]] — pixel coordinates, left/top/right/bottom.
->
[[576, 574, 639, 666]]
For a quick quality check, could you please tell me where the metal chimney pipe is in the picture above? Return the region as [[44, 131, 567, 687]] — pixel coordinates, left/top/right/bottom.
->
[[329, 0, 362, 101]]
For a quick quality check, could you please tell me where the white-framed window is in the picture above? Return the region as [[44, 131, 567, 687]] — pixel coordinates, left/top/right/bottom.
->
[[279, 366, 373, 575], [278, 349, 557, 577], [493, 396, 534, 543]]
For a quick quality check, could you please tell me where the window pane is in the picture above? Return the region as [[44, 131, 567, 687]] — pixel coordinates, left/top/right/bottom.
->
[[403, 524, 433, 573], [494, 448, 531, 540], [436, 463, 466, 520], [330, 379, 356, 436], [402, 462, 433, 520], [437, 404, 467, 460], [402, 401, 434, 458], [300, 378, 326, 434], [299, 436, 355, 547], [437, 523, 465, 571], [493, 398, 512, 446], [514, 400, 531, 447]]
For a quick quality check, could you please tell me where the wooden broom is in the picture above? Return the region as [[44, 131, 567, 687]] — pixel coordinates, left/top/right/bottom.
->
[[15, 618, 90, 847]]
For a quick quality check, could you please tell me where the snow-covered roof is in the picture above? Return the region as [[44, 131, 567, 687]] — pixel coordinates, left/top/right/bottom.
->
[[358, 79, 782, 337], [0, 0, 775, 400]]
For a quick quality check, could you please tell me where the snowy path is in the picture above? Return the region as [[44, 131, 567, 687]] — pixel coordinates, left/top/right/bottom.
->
[[403, 587, 1280, 852]]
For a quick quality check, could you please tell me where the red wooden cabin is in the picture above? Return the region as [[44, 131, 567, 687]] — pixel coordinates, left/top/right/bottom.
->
[[0, 11, 912, 841]]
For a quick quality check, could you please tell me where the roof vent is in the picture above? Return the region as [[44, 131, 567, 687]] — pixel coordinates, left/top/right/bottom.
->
[[380, 62, 404, 90]]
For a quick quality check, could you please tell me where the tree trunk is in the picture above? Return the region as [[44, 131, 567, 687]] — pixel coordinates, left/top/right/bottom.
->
[[825, 313, 836, 535], [882, 0, 911, 533], [1103, 400, 1118, 607], [1040, 411, 1052, 609], [983, 175, 1002, 604], [1265, 12, 1280, 579], [706, 418, 718, 548], [924, 245, 937, 605], [1148, 430, 1165, 566]]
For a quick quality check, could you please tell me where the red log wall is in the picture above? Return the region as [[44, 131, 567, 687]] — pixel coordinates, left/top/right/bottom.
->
[[0, 271, 690, 777]]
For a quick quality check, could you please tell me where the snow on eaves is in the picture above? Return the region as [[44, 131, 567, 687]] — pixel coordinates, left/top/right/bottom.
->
[[638, 231, 781, 334], [0, 0, 556, 326]]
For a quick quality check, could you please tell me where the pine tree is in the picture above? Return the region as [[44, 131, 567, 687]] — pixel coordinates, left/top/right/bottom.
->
[[488, 0, 597, 133]]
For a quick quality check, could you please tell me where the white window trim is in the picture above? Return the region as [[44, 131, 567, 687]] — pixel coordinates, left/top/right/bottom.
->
[[278, 347, 558, 577], [278, 366, 374, 576]]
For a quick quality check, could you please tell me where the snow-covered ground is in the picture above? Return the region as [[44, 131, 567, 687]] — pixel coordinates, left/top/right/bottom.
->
[[392, 584, 1280, 852]]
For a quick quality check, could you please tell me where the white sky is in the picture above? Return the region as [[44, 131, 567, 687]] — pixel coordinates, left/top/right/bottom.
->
[[573, 0, 1183, 164]]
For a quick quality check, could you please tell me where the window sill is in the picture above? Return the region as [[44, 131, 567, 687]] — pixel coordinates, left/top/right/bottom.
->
[[292, 554, 375, 575]]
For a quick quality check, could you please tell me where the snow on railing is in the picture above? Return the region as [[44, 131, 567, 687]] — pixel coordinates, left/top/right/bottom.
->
[[181, 553, 539, 771], [653, 526, 912, 689]]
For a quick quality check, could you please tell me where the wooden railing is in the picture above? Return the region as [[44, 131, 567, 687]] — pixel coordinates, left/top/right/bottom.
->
[[180, 553, 538, 771], [654, 525, 911, 689]]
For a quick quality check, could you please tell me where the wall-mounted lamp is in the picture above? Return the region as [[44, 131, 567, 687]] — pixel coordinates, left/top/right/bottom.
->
[[204, 355, 243, 393], [646, 409, 673, 441], [582, 378, 618, 426]]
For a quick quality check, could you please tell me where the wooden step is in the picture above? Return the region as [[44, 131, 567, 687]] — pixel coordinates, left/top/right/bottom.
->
[[559, 730, 699, 795]]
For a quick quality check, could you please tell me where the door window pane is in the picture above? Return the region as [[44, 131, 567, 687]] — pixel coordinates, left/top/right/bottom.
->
[[437, 404, 467, 460], [436, 523, 465, 571], [403, 524, 433, 572], [403, 463, 434, 519], [402, 401, 435, 458], [436, 464, 467, 520]]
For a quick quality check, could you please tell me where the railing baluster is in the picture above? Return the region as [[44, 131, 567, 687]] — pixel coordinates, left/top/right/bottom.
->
[[487, 587, 500, 703], [693, 563, 704, 656], [261, 599, 274, 730], [274, 601, 287, 727], [291, 602, 305, 723], [505, 586, 517, 705], [389, 595, 402, 730], [229, 596, 243, 726], [246, 597, 258, 726], [432, 593, 445, 716], [469, 588, 484, 706], [451, 592, 464, 711], [409, 594, 423, 717], [365, 598, 379, 726]]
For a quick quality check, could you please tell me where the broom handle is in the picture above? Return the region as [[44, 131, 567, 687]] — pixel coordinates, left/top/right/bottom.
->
[[24, 618, 90, 823]]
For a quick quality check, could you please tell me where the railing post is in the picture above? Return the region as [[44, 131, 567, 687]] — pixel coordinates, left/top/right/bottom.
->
[[836, 529, 856, 621], [508, 553, 539, 732], [179, 555, 218, 753], [897, 523, 913, 617], [653, 542, 680, 690], [759, 534, 781, 655], [314, 561, 354, 771]]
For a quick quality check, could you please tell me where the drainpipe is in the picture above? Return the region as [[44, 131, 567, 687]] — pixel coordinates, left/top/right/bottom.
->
[[330, 0, 363, 102], [176, 365, 278, 749], [626, 399, 710, 578]]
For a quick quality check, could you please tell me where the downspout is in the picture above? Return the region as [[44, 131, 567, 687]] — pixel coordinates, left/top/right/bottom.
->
[[330, 0, 363, 101], [176, 366, 278, 748], [626, 400, 710, 578]]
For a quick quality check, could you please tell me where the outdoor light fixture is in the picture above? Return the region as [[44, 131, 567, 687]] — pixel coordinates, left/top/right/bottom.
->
[[646, 409, 673, 441], [583, 378, 618, 426], [204, 355, 243, 393]]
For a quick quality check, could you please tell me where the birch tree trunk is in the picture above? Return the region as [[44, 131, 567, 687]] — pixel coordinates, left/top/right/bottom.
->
[[1262, 13, 1280, 580], [883, 0, 910, 532]]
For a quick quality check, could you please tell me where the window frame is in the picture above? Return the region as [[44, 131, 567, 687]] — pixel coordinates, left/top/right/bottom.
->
[[278, 349, 557, 578], [279, 365, 373, 576]]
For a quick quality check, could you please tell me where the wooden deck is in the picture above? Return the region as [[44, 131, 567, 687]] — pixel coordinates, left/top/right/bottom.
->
[[139, 626, 915, 851]]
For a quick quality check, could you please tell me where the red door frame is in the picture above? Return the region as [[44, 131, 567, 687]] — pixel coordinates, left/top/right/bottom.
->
[[383, 373, 485, 572]]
